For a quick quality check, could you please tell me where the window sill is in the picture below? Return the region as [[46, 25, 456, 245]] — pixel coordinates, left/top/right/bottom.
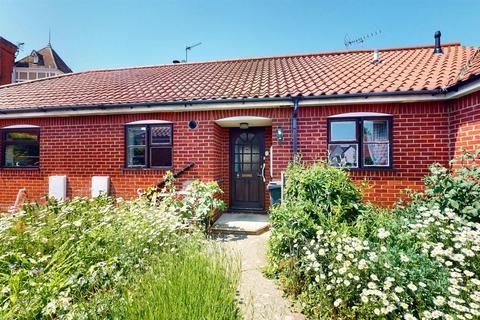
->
[[122, 167, 173, 171], [347, 167, 395, 171], [0, 166, 40, 170]]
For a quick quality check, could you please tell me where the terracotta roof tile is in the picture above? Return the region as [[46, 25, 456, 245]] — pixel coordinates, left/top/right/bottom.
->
[[0, 42, 479, 111]]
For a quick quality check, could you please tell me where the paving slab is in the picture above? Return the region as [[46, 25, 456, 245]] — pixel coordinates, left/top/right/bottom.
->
[[211, 213, 270, 235], [216, 232, 305, 320]]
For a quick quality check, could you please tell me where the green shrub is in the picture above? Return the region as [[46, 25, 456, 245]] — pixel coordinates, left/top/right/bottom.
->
[[268, 157, 480, 320], [268, 161, 366, 269], [405, 150, 480, 222]]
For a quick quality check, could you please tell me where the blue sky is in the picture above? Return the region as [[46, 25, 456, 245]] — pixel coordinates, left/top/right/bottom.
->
[[1, 0, 478, 71]]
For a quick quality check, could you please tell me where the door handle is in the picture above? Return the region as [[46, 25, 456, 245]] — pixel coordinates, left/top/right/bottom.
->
[[261, 157, 266, 183]]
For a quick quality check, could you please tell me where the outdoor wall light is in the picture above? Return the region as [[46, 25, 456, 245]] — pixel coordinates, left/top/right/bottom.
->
[[276, 127, 284, 144], [239, 122, 249, 129]]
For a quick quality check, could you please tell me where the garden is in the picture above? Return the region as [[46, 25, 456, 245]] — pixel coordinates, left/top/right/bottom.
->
[[268, 151, 480, 320], [0, 176, 240, 320]]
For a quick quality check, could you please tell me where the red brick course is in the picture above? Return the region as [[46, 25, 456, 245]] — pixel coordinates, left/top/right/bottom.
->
[[0, 92, 479, 211], [0, 38, 16, 85]]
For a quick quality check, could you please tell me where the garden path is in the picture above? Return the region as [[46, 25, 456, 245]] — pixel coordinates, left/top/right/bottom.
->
[[216, 231, 305, 320]]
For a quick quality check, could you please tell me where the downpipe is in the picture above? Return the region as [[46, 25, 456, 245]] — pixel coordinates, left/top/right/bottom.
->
[[291, 97, 300, 162]]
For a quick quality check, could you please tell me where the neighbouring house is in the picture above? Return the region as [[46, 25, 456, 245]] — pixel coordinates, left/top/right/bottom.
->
[[0, 32, 479, 212], [12, 43, 72, 83], [0, 37, 17, 85]]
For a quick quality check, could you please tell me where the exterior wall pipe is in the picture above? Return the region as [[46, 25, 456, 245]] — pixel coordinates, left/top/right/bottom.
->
[[291, 97, 300, 162]]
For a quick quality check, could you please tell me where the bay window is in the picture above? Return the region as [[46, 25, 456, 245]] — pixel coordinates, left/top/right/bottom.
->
[[125, 124, 173, 168], [328, 117, 392, 169], [2, 128, 40, 168]]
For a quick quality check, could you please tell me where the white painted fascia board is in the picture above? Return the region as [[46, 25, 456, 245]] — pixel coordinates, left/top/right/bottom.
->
[[299, 94, 449, 107], [446, 79, 480, 99], [0, 100, 293, 119]]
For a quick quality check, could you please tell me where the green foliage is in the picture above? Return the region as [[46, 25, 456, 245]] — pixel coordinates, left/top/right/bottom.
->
[[268, 158, 480, 319], [0, 176, 231, 319], [268, 161, 367, 269], [109, 240, 240, 320], [406, 150, 480, 222], [144, 173, 226, 230]]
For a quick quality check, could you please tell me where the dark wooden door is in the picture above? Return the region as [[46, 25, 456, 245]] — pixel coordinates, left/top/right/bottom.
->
[[230, 128, 266, 211]]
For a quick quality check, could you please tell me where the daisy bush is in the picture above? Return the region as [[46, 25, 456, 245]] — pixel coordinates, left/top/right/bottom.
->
[[268, 155, 480, 320], [0, 179, 230, 319]]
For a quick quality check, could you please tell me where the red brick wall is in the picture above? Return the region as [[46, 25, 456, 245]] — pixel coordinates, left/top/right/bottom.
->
[[449, 91, 480, 160], [1, 93, 478, 211], [0, 40, 16, 85], [0, 109, 293, 211], [296, 102, 450, 205]]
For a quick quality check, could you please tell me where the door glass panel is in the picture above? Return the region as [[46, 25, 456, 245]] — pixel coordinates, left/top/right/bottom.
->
[[241, 164, 252, 172], [234, 131, 262, 176], [330, 121, 357, 141]]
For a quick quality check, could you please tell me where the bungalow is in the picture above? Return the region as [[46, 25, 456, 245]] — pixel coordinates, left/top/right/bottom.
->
[[0, 32, 479, 212]]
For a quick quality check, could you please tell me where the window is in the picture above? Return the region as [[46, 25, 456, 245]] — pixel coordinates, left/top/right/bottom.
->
[[125, 124, 173, 168], [328, 117, 392, 169], [2, 129, 40, 168]]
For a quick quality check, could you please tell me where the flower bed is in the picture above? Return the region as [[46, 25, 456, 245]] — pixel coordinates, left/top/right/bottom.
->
[[268, 155, 480, 319], [0, 179, 239, 319]]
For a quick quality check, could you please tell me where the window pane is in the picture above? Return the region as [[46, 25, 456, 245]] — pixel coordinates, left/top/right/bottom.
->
[[127, 127, 146, 146], [6, 131, 39, 141], [330, 121, 357, 141], [5, 144, 40, 167], [363, 144, 389, 166], [127, 146, 146, 166], [328, 144, 358, 168], [150, 147, 172, 167], [151, 125, 172, 144], [363, 120, 389, 142]]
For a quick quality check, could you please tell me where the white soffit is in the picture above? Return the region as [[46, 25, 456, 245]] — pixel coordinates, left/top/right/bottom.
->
[[125, 120, 172, 125], [328, 112, 392, 118], [215, 116, 272, 127], [2, 124, 40, 129]]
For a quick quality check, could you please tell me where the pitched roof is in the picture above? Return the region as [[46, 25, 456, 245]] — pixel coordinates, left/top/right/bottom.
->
[[0, 42, 479, 111], [0, 37, 18, 51], [15, 46, 72, 73]]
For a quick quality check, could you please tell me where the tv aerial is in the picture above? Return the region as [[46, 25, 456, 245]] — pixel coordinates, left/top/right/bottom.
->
[[344, 30, 382, 49], [184, 42, 202, 62]]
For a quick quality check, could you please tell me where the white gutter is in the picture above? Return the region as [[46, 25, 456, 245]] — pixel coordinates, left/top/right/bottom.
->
[[0, 79, 479, 119]]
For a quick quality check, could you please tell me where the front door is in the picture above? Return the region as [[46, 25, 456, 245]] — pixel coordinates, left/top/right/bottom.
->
[[230, 128, 266, 211]]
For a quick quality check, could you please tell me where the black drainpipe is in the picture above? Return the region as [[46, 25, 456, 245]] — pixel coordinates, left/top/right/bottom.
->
[[291, 97, 300, 162]]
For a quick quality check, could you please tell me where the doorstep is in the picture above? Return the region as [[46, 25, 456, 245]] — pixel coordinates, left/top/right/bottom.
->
[[211, 213, 270, 235]]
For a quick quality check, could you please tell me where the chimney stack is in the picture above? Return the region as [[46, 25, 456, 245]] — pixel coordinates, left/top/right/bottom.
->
[[373, 49, 379, 64], [434, 31, 443, 54]]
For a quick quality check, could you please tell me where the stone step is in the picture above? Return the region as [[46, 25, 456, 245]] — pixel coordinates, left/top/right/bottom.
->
[[211, 213, 271, 235]]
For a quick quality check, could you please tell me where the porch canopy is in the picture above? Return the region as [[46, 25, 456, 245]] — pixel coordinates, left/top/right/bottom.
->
[[214, 116, 272, 127]]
